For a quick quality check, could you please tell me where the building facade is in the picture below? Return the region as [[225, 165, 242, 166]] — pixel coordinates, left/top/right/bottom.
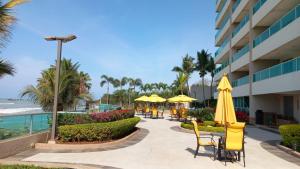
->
[[190, 83, 216, 102], [214, 0, 300, 123]]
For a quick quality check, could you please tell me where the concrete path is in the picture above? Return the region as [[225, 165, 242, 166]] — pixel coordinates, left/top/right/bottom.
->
[[23, 116, 299, 169]]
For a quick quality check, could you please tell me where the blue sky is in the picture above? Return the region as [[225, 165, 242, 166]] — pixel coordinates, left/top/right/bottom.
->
[[0, 0, 216, 99]]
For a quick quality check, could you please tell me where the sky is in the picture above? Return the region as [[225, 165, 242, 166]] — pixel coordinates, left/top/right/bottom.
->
[[0, 0, 216, 99]]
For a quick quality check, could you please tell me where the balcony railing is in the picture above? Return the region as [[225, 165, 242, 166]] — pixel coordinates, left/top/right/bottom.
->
[[253, 5, 300, 48], [215, 37, 230, 58], [253, 56, 300, 82], [252, 0, 267, 14], [214, 59, 229, 75], [232, 15, 249, 38], [232, 0, 241, 13], [232, 43, 249, 62], [232, 75, 249, 87], [0, 113, 51, 141], [216, 0, 228, 21], [215, 14, 231, 40]]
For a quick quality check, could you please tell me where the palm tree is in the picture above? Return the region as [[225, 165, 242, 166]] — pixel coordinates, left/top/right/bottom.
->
[[172, 54, 195, 96], [0, 0, 27, 77], [21, 58, 91, 111], [206, 56, 216, 100], [129, 78, 142, 93], [79, 71, 91, 94], [100, 75, 114, 105], [176, 72, 188, 95], [195, 50, 210, 106], [0, 59, 15, 78]]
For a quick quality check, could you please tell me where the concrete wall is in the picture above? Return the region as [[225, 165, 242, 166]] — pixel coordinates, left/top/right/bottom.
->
[[0, 132, 49, 159], [250, 94, 281, 118], [190, 84, 215, 102]]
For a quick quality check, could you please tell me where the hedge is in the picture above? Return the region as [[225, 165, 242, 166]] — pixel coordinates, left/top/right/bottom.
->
[[58, 117, 140, 142], [279, 124, 300, 152], [58, 109, 135, 126], [181, 122, 224, 133]]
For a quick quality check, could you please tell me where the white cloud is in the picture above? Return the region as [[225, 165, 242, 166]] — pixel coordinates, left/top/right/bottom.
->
[[0, 56, 49, 98]]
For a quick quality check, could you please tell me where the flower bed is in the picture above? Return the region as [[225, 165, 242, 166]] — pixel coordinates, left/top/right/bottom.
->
[[58, 109, 135, 125], [181, 121, 224, 133], [279, 124, 300, 152], [58, 117, 140, 143], [236, 111, 249, 123]]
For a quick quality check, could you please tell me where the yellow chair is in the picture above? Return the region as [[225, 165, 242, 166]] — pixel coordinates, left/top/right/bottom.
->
[[223, 122, 246, 167], [180, 108, 188, 121], [191, 120, 216, 159], [170, 107, 177, 119], [152, 107, 158, 118], [144, 106, 150, 118]]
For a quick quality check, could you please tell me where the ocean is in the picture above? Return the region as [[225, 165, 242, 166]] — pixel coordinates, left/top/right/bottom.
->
[[0, 99, 43, 115]]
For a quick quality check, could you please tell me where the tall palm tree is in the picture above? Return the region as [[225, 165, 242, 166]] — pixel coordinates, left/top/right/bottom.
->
[[21, 58, 91, 111], [172, 54, 195, 96], [100, 75, 114, 105], [206, 56, 216, 100], [195, 50, 210, 106], [79, 71, 91, 94], [129, 78, 142, 93], [0, 0, 27, 77], [176, 72, 188, 95], [0, 59, 15, 78]]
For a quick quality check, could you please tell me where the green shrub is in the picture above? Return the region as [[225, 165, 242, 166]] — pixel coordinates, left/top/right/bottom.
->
[[188, 107, 215, 122], [203, 121, 216, 127], [181, 122, 224, 133], [279, 124, 300, 152], [58, 117, 140, 142]]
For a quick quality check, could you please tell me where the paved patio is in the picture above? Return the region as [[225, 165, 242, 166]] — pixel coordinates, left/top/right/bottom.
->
[[20, 116, 299, 169]]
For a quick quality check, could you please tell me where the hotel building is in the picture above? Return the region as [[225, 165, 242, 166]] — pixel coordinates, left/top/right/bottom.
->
[[214, 0, 300, 124]]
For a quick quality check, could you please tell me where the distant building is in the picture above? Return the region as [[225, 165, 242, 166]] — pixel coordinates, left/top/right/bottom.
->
[[190, 83, 216, 102], [214, 0, 300, 124]]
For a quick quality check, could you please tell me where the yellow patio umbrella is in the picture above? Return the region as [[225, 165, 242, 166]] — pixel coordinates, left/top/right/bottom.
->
[[214, 74, 237, 125], [168, 95, 197, 103], [148, 94, 166, 103], [134, 95, 150, 102]]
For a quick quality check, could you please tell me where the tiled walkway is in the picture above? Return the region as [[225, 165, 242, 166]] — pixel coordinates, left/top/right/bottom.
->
[[19, 116, 300, 169]]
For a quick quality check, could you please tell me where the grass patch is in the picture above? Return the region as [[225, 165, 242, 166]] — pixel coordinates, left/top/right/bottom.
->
[[181, 122, 224, 133]]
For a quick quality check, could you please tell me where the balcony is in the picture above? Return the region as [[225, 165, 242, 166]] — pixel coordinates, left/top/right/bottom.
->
[[214, 60, 230, 80], [216, 0, 231, 29], [252, 0, 267, 15], [215, 37, 230, 63], [252, 0, 299, 28], [252, 56, 300, 95], [231, 44, 250, 72], [253, 57, 300, 82], [232, 0, 251, 23], [253, 5, 300, 61], [232, 15, 250, 46], [232, 75, 250, 97], [216, 0, 225, 12], [232, 75, 249, 87], [215, 14, 231, 45]]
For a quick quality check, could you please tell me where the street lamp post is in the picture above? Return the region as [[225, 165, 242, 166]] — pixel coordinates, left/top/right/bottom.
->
[[45, 35, 76, 144]]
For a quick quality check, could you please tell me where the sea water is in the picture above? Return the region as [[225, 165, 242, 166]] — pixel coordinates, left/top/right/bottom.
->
[[0, 99, 51, 140]]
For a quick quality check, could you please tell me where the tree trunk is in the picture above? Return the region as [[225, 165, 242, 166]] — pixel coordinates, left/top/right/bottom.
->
[[202, 77, 206, 107], [186, 80, 190, 96], [106, 83, 109, 105], [120, 86, 123, 107]]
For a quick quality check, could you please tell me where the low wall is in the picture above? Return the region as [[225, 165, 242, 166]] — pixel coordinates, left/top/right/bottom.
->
[[0, 132, 49, 159]]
